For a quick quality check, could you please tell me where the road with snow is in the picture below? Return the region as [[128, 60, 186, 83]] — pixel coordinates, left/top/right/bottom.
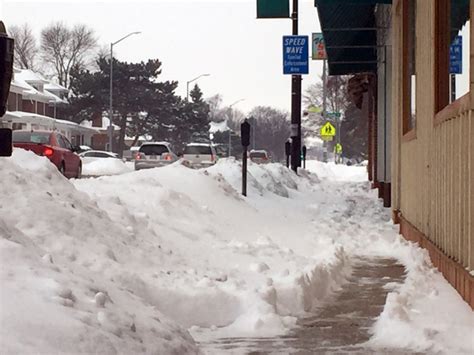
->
[[1, 151, 473, 354]]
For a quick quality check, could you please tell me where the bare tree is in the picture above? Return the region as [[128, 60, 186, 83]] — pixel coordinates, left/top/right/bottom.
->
[[40, 22, 97, 89], [9, 24, 37, 69], [247, 106, 290, 161], [303, 75, 351, 135], [304, 76, 350, 117]]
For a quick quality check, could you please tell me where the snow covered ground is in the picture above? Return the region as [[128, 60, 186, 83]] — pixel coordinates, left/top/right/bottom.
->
[[1, 149, 472, 354]]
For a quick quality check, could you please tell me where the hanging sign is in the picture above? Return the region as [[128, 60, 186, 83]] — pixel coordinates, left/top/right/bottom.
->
[[312, 33, 327, 60]]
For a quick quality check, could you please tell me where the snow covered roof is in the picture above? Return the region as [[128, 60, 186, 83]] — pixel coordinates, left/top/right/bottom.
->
[[4, 111, 98, 134], [209, 120, 229, 133], [80, 117, 121, 131], [14, 69, 48, 84], [42, 89, 68, 105], [11, 69, 68, 104], [44, 82, 68, 93]]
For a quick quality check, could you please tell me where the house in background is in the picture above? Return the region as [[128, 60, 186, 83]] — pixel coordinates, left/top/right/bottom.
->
[[79, 112, 121, 151], [2, 68, 98, 146], [315, 0, 473, 309]]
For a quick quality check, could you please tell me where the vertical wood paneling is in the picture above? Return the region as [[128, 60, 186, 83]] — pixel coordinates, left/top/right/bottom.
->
[[393, 0, 472, 272]]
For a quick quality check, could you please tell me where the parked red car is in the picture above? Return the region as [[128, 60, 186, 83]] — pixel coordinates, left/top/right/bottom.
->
[[12, 130, 82, 178]]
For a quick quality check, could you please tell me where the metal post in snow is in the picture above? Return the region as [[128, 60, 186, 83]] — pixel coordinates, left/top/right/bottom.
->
[[322, 59, 328, 162], [290, 0, 302, 173], [108, 43, 113, 152]]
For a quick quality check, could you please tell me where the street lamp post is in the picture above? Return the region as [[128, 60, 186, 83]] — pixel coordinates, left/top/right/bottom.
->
[[108, 31, 141, 152], [227, 98, 245, 157], [186, 73, 210, 101]]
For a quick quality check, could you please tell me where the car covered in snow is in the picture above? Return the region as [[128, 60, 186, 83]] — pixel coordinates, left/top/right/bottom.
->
[[249, 149, 270, 164], [79, 150, 120, 164], [134, 142, 178, 170], [12, 130, 82, 178], [182, 143, 217, 168]]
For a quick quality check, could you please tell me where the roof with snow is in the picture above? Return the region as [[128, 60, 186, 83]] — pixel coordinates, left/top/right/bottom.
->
[[209, 120, 229, 133], [14, 69, 48, 84]]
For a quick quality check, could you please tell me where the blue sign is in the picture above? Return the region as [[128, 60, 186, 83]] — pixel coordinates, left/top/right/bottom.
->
[[450, 35, 462, 74], [283, 35, 309, 75]]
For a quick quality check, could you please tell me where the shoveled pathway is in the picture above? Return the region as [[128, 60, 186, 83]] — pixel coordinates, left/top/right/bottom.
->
[[199, 257, 415, 355]]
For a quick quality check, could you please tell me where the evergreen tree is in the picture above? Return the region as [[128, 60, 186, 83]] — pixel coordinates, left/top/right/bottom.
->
[[68, 57, 179, 154]]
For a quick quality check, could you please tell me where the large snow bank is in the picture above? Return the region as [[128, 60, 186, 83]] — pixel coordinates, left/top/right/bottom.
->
[[0, 149, 199, 354], [73, 160, 351, 340], [306, 160, 367, 182], [1, 152, 472, 354], [82, 158, 132, 177]]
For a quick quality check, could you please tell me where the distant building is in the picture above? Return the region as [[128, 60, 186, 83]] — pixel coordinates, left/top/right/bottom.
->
[[2, 68, 98, 146]]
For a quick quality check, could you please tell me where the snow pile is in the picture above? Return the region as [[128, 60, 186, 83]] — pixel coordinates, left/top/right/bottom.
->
[[74, 160, 351, 341], [1, 152, 472, 354], [81, 158, 132, 176], [306, 160, 367, 182], [0, 149, 199, 354], [369, 245, 474, 354], [207, 158, 318, 198]]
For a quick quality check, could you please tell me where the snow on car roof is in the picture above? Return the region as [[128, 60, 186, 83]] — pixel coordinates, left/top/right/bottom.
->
[[140, 141, 171, 146], [250, 149, 268, 153], [186, 143, 212, 147]]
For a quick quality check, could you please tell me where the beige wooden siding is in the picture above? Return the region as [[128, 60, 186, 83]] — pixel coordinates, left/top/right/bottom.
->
[[392, 0, 474, 271], [432, 109, 473, 270]]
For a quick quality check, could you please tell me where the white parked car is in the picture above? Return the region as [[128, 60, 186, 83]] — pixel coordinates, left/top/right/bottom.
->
[[134, 142, 178, 170], [182, 143, 217, 168], [79, 150, 120, 164]]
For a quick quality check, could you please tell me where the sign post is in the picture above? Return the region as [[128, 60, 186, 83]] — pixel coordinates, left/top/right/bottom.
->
[[241, 120, 251, 197], [283, 33, 308, 173]]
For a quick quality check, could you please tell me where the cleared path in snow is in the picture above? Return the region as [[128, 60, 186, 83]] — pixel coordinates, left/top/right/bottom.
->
[[198, 257, 413, 354]]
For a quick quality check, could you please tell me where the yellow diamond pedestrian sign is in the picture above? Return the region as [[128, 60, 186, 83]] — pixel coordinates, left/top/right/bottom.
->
[[320, 122, 336, 137]]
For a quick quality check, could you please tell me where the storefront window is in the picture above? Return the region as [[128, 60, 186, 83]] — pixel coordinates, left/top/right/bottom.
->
[[403, 0, 416, 134], [436, 0, 470, 110], [450, 0, 470, 101]]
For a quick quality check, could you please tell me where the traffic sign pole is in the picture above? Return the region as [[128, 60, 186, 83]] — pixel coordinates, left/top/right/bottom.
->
[[290, 0, 302, 173], [322, 59, 327, 162]]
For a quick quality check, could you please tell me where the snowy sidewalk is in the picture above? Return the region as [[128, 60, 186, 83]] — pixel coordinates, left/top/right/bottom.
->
[[1, 153, 472, 354], [198, 257, 407, 354]]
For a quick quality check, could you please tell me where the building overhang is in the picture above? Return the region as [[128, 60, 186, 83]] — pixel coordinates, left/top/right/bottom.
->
[[314, 0, 391, 75]]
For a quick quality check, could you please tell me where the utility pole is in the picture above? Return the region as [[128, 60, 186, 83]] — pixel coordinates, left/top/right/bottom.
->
[[290, 0, 302, 173], [322, 58, 328, 162], [108, 31, 141, 152], [228, 98, 245, 157]]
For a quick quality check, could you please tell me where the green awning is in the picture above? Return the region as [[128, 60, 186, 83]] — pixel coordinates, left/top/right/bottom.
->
[[315, 1, 391, 75]]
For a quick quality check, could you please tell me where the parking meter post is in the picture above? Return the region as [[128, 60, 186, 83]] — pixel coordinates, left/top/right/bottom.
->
[[285, 140, 291, 168], [242, 148, 248, 196], [302, 145, 307, 169], [241, 120, 251, 196]]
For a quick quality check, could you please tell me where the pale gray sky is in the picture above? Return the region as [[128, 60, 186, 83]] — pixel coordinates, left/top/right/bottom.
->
[[1, 0, 324, 113]]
